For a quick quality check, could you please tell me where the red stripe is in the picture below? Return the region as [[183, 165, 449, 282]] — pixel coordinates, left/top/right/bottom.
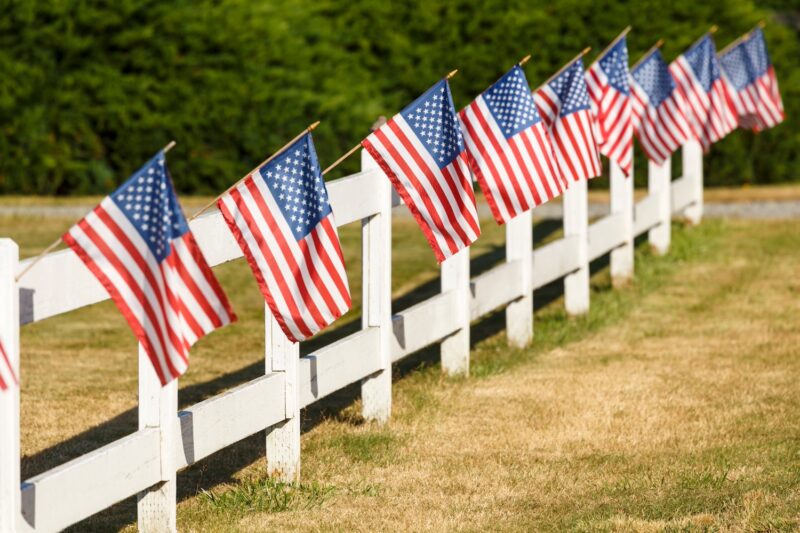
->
[[316, 217, 352, 307], [180, 233, 235, 326], [563, 115, 592, 180], [530, 125, 563, 195], [0, 342, 16, 388], [445, 158, 480, 238], [507, 131, 544, 205]]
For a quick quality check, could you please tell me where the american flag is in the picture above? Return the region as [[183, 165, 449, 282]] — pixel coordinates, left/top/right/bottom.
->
[[362, 79, 481, 262], [535, 57, 601, 183], [586, 36, 633, 175], [669, 35, 738, 150], [719, 27, 784, 132], [630, 48, 692, 165], [459, 65, 563, 224], [63, 152, 236, 385], [218, 133, 351, 342], [0, 338, 17, 392]]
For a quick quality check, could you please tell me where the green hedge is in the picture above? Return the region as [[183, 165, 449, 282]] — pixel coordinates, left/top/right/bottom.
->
[[0, 0, 797, 195]]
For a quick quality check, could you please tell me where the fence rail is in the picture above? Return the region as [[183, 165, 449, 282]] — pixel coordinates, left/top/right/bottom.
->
[[0, 140, 705, 532]]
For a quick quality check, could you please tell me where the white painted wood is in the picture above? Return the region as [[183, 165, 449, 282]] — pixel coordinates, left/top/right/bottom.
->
[[136, 345, 178, 533], [530, 235, 582, 290], [176, 373, 285, 469], [440, 247, 470, 375], [359, 149, 393, 423], [265, 313, 300, 483], [299, 328, 382, 408], [588, 213, 626, 261], [609, 161, 634, 286], [469, 259, 524, 321], [327, 169, 386, 226], [633, 193, 662, 237], [504, 211, 533, 347], [648, 157, 672, 254], [0, 240, 20, 532], [562, 180, 590, 315], [391, 291, 459, 362], [671, 176, 693, 213], [682, 139, 704, 224], [21, 429, 161, 532]]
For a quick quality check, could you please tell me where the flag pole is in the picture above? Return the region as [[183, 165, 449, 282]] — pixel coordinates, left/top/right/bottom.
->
[[536, 47, 592, 90], [321, 69, 460, 177], [631, 39, 665, 70], [190, 122, 320, 220], [718, 21, 766, 56], [589, 26, 632, 68], [518, 55, 532, 66], [16, 140, 178, 282]]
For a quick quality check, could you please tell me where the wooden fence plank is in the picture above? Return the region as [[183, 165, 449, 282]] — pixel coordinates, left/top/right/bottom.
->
[[563, 180, 590, 315], [609, 161, 634, 286], [648, 157, 672, 254], [505, 210, 533, 348], [0, 240, 20, 532]]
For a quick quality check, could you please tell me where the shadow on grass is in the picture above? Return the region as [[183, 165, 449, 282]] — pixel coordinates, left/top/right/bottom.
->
[[33, 217, 593, 531]]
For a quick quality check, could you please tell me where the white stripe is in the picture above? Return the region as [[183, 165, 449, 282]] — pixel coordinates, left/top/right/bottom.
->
[[307, 221, 350, 315]]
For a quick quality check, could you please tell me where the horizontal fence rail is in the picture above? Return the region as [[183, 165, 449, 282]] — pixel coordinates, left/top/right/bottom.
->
[[1, 140, 705, 532]]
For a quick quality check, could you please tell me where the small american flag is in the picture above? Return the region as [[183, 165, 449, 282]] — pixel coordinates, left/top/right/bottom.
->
[[459, 65, 564, 224], [586, 36, 633, 175], [218, 133, 351, 342], [630, 48, 692, 165], [669, 35, 738, 150], [362, 79, 481, 262], [64, 152, 236, 385], [535, 57, 601, 183], [719, 27, 784, 132], [0, 338, 17, 392]]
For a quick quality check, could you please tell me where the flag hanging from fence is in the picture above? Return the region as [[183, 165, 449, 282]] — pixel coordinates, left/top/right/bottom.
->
[[669, 35, 738, 151], [459, 65, 563, 224], [718, 27, 784, 132], [630, 48, 692, 165], [0, 338, 17, 392], [586, 35, 633, 175], [535, 57, 601, 183], [63, 152, 236, 385], [219, 133, 351, 343], [362, 79, 481, 262]]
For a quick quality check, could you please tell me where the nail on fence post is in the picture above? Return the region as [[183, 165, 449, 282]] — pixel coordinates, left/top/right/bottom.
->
[[265, 313, 301, 482], [360, 149, 393, 422], [505, 210, 533, 348], [0, 240, 20, 532], [648, 157, 672, 255], [609, 160, 634, 286], [682, 139, 704, 225], [563, 179, 590, 315], [136, 344, 178, 533]]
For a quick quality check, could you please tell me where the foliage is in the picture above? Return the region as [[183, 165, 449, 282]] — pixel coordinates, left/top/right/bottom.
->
[[0, 0, 797, 195]]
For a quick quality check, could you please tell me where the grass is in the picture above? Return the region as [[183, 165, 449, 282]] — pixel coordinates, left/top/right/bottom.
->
[[2, 193, 799, 531]]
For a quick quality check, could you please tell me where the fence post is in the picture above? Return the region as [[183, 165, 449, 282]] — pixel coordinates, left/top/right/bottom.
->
[[609, 161, 634, 286], [563, 179, 590, 315], [682, 139, 703, 225], [648, 157, 672, 255], [0, 240, 20, 532], [265, 313, 300, 482], [440, 246, 470, 375], [137, 346, 178, 532], [360, 149, 393, 422], [504, 210, 533, 347]]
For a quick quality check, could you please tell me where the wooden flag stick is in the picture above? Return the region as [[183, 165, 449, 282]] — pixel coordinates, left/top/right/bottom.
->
[[518, 54, 532, 66], [589, 26, 632, 68], [16, 140, 178, 282], [631, 39, 665, 70], [537, 47, 592, 90], [190, 122, 320, 220], [718, 21, 766, 56], [322, 142, 362, 176]]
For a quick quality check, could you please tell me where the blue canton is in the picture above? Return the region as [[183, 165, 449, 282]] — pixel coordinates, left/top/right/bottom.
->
[[111, 151, 189, 263], [598, 37, 631, 95], [719, 45, 753, 91], [259, 133, 330, 241], [548, 59, 591, 117], [632, 49, 676, 108], [483, 65, 541, 139], [744, 28, 770, 78], [683, 35, 721, 93], [401, 79, 464, 169]]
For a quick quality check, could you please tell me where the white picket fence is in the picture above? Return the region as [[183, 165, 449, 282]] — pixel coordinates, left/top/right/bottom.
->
[[0, 140, 704, 532]]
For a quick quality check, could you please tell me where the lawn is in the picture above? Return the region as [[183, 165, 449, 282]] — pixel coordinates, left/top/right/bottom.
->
[[2, 199, 799, 531]]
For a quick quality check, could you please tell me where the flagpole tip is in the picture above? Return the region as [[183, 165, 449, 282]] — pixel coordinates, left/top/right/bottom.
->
[[518, 54, 531, 66], [623, 25, 632, 34], [446, 69, 458, 80], [581, 46, 592, 56], [655, 38, 665, 48], [308, 121, 321, 132], [758, 20, 766, 29], [710, 25, 718, 34], [164, 140, 177, 153]]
